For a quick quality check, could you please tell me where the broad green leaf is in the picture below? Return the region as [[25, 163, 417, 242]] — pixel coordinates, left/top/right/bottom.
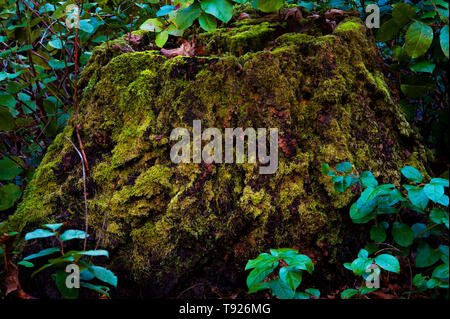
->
[[59, 230, 88, 241], [156, 5, 175, 17], [430, 208, 449, 228], [294, 292, 310, 299], [376, 19, 401, 41], [392, 222, 414, 247], [432, 264, 449, 279], [341, 288, 359, 299], [247, 281, 270, 294], [0, 156, 23, 180], [245, 253, 278, 270], [284, 254, 314, 274], [257, 0, 284, 13], [89, 265, 118, 287], [336, 162, 352, 173], [279, 267, 302, 290], [404, 22, 433, 58], [370, 224, 386, 243], [175, 3, 201, 30], [42, 223, 63, 231], [401, 166, 423, 183], [424, 183, 445, 203], [246, 262, 278, 288], [407, 188, 429, 210], [140, 18, 164, 32], [409, 61, 435, 73], [18, 260, 34, 267], [25, 228, 55, 240], [416, 243, 441, 268], [360, 287, 378, 295], [201, 0, 233, 23], [430, 178, 449, 187], [55, 269, 79, 299], [375, 254, 400, 273], [392, 3, 416, 25], [351, 257, 373, 276], [321, 163, 330, 176], [440, 25, 449, 58], [360, 171, 378, 187], [199, 13, 217, 32], [305, 288, 320, 298], [155, 31, 169, 48], [24, 247, 60, 261], [268, 278, 295, 299], [0, 183, 22, 211]]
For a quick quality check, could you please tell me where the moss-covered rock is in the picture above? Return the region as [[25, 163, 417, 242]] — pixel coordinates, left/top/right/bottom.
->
[[2, 12, 430, 297]]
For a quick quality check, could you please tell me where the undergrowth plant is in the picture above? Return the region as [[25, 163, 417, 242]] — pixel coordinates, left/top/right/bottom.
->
[[245, 248, 320, 299], [322, 162, 449, 299], [18, 223, 117, 299]]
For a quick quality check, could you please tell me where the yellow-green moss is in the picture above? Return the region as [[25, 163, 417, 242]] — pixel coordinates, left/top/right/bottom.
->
[[2, 15, 431, 296]]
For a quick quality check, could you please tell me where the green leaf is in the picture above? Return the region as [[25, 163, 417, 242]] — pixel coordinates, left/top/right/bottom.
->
[[375, 254, 400, 273], [80, 282, 110, 298], [175, 3, 201, 30], [432, 264, 449, 280], [409, 187, 430, 210], [89, 265, 118, 287], [59, 230, 88, 241], [284, 254, 314, 274], [376, 19, 401, 41], [430, 178, 449, 187], [321, 163, 330, 176], [25, 228, 55, 240], [55, 269, 79, 299], [360, 171, 378, 187], [0, 157, 23, 180], [341, 288, 359, 299], [401, 166, 423, 183], [268, 278, 295, 299], [199, 13, 217, 32], [409, 61, 435, 73], [336, 162, 352, 173], [351, 257, 373, 276], [18, 260, 34, 267], [424, 183, 445, 203], [294, 292, 310, 299], [430, 208, 449, 228], [392, 3, 416, 25], [24, 247, 60, 261], [246, 262, 278, 288], [440, 25, 449, 58], [370, 224, 386, 243], [416, 243, 441, 268], [279, 267, 302, 290], [256, 0, 284, 13], [305, 288, 320, 298], [42, 223, 63, 231], [0, 107, 15, 131], [155, 31, 169, 48], [201, 0, 233, 23], [75, 250, 109, 257], [140, 18, 164, 32], [404, 22, 434, 58], [245, 253, 278, 270], [247, 281, 270, 294], [0, 183, 22, 211], [392, 222, 414, 247]]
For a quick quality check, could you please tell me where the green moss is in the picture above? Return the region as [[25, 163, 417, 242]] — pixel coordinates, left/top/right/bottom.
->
[[3, 15, 431, 296]]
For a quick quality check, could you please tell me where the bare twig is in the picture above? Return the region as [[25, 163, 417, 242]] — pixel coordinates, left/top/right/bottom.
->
[[63, 136, 89, 250]]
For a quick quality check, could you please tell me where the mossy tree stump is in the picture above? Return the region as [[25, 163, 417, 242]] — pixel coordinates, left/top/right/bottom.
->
[[3, 13, 430, 297]]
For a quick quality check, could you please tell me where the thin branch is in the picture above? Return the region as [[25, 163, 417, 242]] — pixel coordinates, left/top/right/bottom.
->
[[63, 136, 89, 250]]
